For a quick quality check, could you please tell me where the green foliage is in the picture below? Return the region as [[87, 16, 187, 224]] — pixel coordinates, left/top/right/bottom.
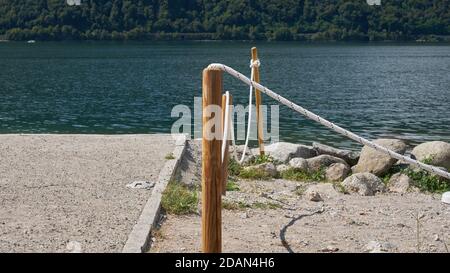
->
[[226, 180, 240, 192], [161, 181, 198, 215], [280, 167, 326, 182], [247, 154, 275, 165], [401, 167, 450, 193], [228, 158, 242, 177], [1, 1, 449, 41], [383, 156, 450, 193]]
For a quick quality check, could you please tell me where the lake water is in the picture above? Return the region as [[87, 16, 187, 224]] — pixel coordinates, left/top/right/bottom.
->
[[0, 41, 449, 150]]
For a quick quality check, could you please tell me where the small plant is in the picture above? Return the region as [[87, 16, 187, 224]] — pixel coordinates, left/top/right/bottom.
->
[[161, 181, 198, 215], [399, 156, 450, 193], [226, 180, 240, 191], [164, 153, 175, 160], [228, 158, 242, 176], [402, 167, 450, 193], [280, 168, 326, 182], [294, 185, 307, 196], [248, 154, 275, 165]]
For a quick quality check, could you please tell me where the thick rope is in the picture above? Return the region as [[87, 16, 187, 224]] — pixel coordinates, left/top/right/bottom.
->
[[221, 91, 231, 162], [207, 63, 450, 180], [237, 59, 260, 164]]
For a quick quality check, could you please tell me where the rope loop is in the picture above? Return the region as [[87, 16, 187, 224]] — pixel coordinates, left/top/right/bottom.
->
[[250, 59, 261, 68]]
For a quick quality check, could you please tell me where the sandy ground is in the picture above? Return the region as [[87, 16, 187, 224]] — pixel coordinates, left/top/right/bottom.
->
[[150, 140, 450, 253], [0, 134, 177, 253]]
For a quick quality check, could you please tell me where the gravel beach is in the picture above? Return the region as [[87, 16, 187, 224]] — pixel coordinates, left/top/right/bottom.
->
[[0, 134, 177, 253]]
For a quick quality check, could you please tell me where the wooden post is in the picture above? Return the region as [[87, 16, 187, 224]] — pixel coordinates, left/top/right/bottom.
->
[[202, 68, 223, 253], [252, 47, 265, 156], [221, 93, 232, 196]]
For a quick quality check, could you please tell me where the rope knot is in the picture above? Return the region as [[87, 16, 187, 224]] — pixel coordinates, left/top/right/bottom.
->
[[250, 59, 261, 68]]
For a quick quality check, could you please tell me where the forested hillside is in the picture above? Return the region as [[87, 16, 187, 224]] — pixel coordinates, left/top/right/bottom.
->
[[0, 0, 449, 41]]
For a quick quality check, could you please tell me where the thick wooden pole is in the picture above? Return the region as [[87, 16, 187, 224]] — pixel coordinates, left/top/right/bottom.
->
[[221, 93, 232, 196], [252, 47, 265, 156], [202, 68, 223, 253]]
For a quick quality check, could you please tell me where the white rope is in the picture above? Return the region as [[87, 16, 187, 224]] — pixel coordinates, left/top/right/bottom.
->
[[207, 63, 450, 180], [221, 91, 231, 162], [237, 59, 260, 164]]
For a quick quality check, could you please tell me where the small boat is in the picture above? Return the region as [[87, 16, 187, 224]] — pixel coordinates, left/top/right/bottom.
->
[[27, 40, 36, 44]]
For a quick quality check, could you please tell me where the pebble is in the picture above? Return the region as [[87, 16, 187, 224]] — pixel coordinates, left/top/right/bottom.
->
[[433, 234, 440, 241], [240, 212, 249, 219], [322, 245, 339, 252]]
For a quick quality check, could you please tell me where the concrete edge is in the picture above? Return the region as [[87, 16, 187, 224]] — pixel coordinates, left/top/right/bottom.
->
[[122, 134, 188, 253]]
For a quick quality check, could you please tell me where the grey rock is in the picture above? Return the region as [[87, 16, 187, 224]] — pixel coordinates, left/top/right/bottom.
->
[[306, 155, 349, 172], [264, 142, 317, 163], [353, 139, 407, 176], [126, 181, 155, 190], [325, 163, 350, 182], [230, 144, 255, 164], [305, 183, 340, 199], [276, 164, 290, 173], [288, 157, 309, 171], [411, 141, 450, 170], [313, 142, 360, 166], [388, 173, 412, 193], [342, 173, 385, 196], [304, 190, 323, 202], [365, 240, 396, 253]]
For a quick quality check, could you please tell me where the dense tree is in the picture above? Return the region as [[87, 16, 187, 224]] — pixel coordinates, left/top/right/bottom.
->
[[0, 0, 448, 41]]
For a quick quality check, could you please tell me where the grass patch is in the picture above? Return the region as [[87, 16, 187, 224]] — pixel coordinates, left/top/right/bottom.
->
[[280, 167, 326, 182], [226, 180, 240, 191], [222, 200, 247, 210], [164, 153, 175, 160], [252, 202, 282, 210], [238, 168, 273, 180], [161, 181, 198, 215]]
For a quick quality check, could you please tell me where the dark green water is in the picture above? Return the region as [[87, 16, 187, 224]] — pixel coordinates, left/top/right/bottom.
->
[[0, 41, 449, 149]]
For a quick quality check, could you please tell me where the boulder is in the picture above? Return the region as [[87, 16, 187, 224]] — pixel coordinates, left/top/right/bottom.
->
[[313, 142, 360, 166], [306, 155, 349, 172], [388, 173, 412, 193], [230, 145, 255, 164], [411, 141, 450, 170], [276, 164, 290, 173], [305, 183, 341, 199], [243, 163, 277, 178], [352, 139, 407, 176], [288, 158, 309, 171], [325, 163, 350, 182], [342, 173, 385, 196], [263, 142, 317, 163]]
